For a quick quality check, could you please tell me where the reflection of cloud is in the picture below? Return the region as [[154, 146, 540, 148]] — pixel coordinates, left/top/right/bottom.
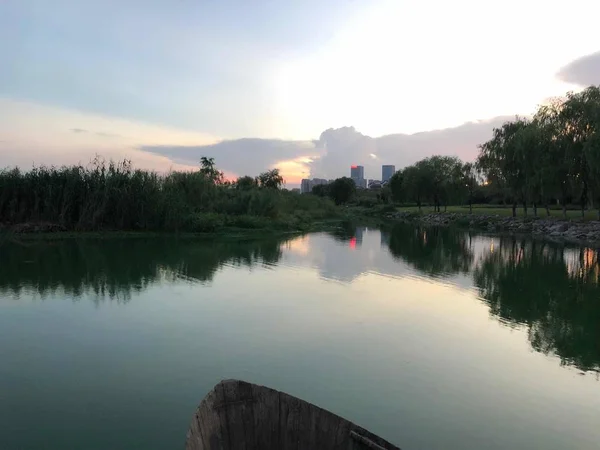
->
[[283, 235, 311, 256], [557, 50, 600, 86], [280, 228, 468, 285]]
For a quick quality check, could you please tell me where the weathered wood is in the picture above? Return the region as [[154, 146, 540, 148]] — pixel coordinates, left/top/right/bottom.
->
[[350, 431, 389, 450], [185, 379, 400, 450]]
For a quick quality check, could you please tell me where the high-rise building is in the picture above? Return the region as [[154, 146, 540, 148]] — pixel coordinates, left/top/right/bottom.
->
[[350, 165, 364, 180], [313, 178, 328, 187], [351, 165, 365, 187], [300, 178, 330, 194], [382, 165, 396, 182], [300, 179, 312, 194]]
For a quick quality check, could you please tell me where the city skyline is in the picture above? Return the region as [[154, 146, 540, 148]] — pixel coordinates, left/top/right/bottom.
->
[[300, 163, 395, 191]]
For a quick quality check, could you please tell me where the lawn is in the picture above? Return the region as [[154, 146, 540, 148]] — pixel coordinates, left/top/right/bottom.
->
[[395, 204, 600, 221]]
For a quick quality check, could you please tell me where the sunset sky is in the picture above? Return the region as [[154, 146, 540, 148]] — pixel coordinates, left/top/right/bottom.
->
[[2, 0, 600, 184]]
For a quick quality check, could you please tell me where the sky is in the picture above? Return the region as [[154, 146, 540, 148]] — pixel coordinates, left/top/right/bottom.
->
[[2, 0, 600, 185]]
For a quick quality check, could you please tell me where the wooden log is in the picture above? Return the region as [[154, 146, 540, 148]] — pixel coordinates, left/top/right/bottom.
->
[[185, 380, 400, 450]]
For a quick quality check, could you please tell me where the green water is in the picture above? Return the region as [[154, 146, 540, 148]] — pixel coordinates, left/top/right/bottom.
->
[[1, 225, 599, 450]]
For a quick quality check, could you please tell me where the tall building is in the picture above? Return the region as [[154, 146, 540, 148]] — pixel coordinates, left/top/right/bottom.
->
[[351, 165, 365, 187], [382, 165, 395, 182], [350, 165, 364, 180], [300, 179, 312, 194], [300, 178, 330, 194]]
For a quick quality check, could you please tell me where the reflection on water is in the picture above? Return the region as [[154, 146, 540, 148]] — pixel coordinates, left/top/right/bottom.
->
[[472, 236, 600, 373], [333, 224, 600, 374], [2, 226, 600, 450], [387, 225, 474, 277], [0, 237, 287, 302], [2, 226, 598, 374]]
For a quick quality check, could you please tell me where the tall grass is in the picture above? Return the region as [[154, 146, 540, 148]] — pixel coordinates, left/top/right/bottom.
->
[[0, 159, 337, 232]]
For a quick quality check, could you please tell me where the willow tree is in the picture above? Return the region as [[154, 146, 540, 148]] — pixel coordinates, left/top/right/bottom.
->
[[477, 118, 529, 217], [560, 87, 600, 218]]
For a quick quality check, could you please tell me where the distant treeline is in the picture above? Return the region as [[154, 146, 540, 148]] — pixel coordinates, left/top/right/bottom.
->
[[0, 157, 337, 232], [378, 85, 600, 217]]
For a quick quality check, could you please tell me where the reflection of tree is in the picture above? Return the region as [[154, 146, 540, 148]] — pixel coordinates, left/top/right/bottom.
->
[[473, 237, 600, 373], [327, 220, 357, 243], [386, 224, 474, 277], [0, 237, 286, 302]]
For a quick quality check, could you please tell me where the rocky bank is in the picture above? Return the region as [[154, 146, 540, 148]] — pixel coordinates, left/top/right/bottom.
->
[[385, 211, 600, 246]]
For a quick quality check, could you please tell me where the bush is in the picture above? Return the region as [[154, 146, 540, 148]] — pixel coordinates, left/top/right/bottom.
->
[[189, 213, 225, 232], [0, 159, 342, 232]]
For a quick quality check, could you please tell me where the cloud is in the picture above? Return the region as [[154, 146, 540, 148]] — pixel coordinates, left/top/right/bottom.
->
[[557, 50, 600, 86], [143, 117, 513, 183], [1, 98, 514, 186], [95, 131, 121, 138], [70, 128, 122, 138], [142, 138, 323, 181]]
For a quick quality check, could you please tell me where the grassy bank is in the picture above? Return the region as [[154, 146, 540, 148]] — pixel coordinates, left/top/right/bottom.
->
[[0, 219, 347, 243]]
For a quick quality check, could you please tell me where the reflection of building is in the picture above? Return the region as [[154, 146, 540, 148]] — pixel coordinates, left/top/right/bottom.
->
[[350, 165, 366, 188], [355, 227, 364, 246], [300, 178, 329, 194], [565, 247, 599, 283], [382, 165, 395, 182], [380, 230, 390, 248]]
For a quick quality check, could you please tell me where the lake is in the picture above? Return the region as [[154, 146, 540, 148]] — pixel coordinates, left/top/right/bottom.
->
[[1, 225, 599, 450]]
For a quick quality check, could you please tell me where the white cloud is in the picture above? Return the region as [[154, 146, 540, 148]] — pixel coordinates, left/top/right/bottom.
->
[[271, 0, 600, 139], [144, 118, 513, 183]]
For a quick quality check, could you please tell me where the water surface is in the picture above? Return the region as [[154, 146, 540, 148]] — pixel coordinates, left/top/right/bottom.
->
[[1, 225, 599, 450]]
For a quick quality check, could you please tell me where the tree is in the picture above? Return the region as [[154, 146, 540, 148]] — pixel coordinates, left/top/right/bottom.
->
[[235, 175, 257, 190], [328, 177, 356, 205], [535, 99, 571, 218], [424, 155, 464, 211], [388, 170, 404, 203], [559, 87, 600, 218], [478, 117, 529, 217], [402, 162, 431, 212], [200, 156, 224, 184], [462, 162, 478, 214], [311, 184, 329, 197], [257, 169, 284, 189]]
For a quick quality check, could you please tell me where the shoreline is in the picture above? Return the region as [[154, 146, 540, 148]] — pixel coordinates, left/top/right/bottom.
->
[[5, 212, 600, 248], [0, 219, 347, 242], [384, 211, 600, 247]]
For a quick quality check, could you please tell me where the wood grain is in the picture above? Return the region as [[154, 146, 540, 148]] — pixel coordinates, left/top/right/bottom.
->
[[184, 380, 400, 450]]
